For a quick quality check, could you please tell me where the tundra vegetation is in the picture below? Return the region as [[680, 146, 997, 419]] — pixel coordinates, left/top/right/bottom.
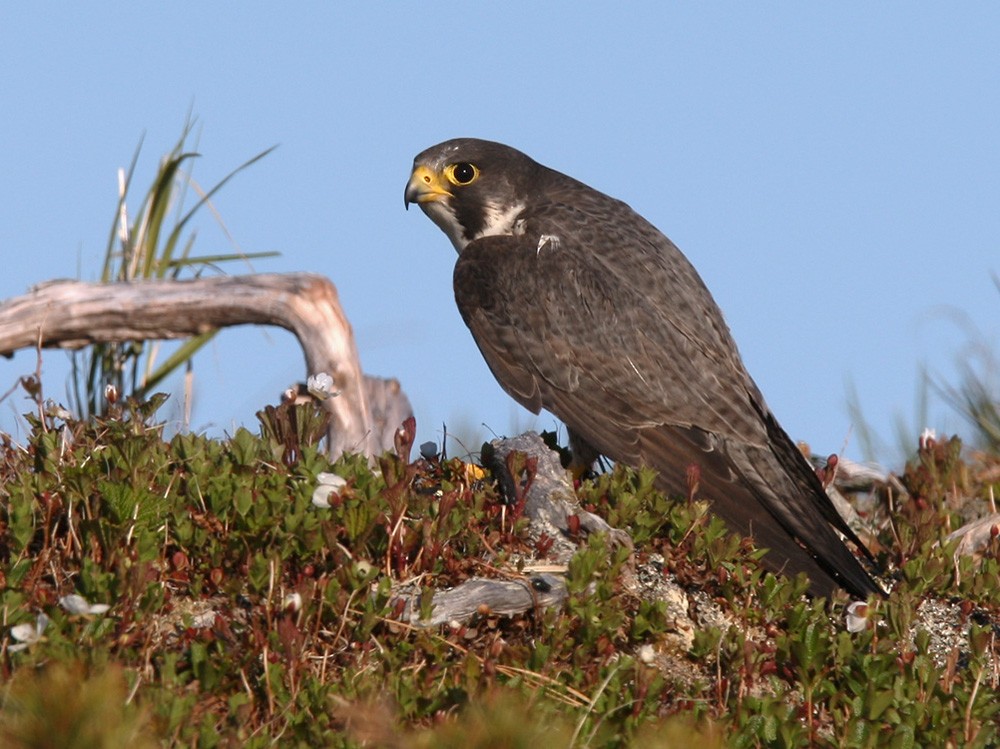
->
[[0, 129, 997, 748]]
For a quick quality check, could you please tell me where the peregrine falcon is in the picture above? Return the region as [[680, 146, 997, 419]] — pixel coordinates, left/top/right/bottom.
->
[[404, 138, 881, 599]]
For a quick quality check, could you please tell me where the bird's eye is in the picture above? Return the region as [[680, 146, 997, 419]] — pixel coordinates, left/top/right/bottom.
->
[[445, 162, 479, 186]]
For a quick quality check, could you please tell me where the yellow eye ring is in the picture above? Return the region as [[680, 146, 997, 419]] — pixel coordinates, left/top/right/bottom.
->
[[444, 162, 479, 186]]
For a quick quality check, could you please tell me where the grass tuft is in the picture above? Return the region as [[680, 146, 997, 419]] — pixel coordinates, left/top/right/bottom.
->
[[69, 119, 278, 424]]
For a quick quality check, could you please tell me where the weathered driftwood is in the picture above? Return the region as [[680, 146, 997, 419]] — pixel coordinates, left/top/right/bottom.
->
[[393, 432, 631, 627], [395, 574, 568, 627], [490, 432, 634, 559], [363, 376, 413, 459], [0, 273, 408, 459]]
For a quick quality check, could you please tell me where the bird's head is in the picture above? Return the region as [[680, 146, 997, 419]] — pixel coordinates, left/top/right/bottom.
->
[[404, 138, 538, 253]]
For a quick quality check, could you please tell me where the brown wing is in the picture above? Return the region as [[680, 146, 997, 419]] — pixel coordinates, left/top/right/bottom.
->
[[453, 198, 880, 598]]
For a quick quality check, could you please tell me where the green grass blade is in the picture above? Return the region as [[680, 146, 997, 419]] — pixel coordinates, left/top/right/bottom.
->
[[160, 145, 278, 273], [141, 152, 200, 279]]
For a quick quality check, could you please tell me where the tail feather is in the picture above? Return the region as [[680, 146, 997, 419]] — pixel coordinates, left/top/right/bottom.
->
[[636, 425, 883, 598]]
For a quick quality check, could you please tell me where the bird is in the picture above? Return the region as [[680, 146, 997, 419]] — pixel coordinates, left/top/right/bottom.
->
[[404, 138, 881, 599]]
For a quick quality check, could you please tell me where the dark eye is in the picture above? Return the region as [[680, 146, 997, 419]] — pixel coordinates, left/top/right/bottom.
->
[[447, 162, 479, 186], [453, 163, 476, 183]]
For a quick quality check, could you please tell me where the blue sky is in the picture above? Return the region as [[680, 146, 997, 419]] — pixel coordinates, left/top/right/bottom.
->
[[1, 5, 998, 465]]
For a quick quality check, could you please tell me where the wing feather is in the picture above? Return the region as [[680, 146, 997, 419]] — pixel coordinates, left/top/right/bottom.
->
[[453, 196, 880, 598]]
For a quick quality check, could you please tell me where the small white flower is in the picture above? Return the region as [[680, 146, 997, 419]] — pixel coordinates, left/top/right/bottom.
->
[[845, 600, 869, 633], [104, 383, 119, 404], [59, 594, 111, 616], [311, 472, 347, 508], [44, 400, 74, 421], [306, 372, 339, 401], [316, 472, 346, 487], [919, 428, 936, 449], [283, 592, 303, 612], [9, 613, 49, 652], [311, 488, 334, 509], [59, 594, 92, 615], [637, 644, 656, 664]]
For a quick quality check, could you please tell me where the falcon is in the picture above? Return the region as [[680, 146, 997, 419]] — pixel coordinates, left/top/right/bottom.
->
[[404, 138, 881, 599]]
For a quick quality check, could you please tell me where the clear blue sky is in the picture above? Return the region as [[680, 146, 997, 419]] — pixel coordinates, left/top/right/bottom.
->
[[1, 5, 998, 466]]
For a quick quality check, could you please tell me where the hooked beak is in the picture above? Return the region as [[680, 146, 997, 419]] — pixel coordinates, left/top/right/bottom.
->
[[404, 165, 452, 209]]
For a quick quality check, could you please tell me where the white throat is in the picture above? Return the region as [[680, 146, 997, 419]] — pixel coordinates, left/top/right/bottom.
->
[[420, 201, 466, 253], [420, 200, 525, 253], [473, 201, 526, 244]]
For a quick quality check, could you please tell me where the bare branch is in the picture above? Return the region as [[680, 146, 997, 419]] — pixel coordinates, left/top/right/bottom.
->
[[0, 273, 407, 459]]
